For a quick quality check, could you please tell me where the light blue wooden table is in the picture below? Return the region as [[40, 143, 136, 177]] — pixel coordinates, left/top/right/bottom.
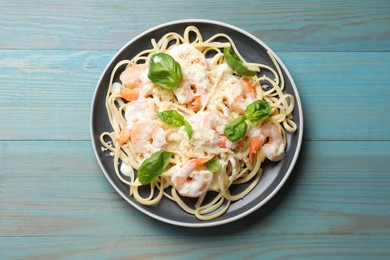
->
[[1, 0, 390, 258]]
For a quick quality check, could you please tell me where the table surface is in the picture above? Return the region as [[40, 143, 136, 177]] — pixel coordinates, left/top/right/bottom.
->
[[1, 0, 390, 259]]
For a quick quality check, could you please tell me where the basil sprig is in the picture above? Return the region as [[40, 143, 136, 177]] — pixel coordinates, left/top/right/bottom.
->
[[223, 47, 257, 76], [148, 53, 182, 89], [138, 150, 173, 185], [224, 100, 270, 142], [223, 116, 248, 142], [204, 158, 222, 173], [156, 110, 193, 139], [245, 100, 271, 122]]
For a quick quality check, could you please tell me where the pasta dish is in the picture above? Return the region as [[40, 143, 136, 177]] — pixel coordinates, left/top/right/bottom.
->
[[100, 26, 296, 220]]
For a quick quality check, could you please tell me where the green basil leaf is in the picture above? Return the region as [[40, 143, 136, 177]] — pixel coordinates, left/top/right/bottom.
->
[[156, 110, 185, 127], [224, 116, 248, 142], [223, 47, 257, 76], [204, 158, 222, 173], [148, 53, 182, 89], [183, 121, 193, 139], [245, 100, 271, 122], [156, 110, 193, 139], [138, 150, 173, 185]]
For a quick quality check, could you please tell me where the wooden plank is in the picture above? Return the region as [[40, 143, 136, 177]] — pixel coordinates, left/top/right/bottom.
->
[[0, 51, 389, 141], [1, 235, 389, 259], [279, 52, 390, 141], [1, 140, 389, 238], [0, 50, 108, 140], [0, 0, 389, 51]]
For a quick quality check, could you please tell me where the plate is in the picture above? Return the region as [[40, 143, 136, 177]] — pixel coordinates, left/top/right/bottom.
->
[[90, 19, 303, 227]]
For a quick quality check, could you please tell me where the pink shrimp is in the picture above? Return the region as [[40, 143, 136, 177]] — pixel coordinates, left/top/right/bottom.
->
[[217, 134, 228, 149], [189, 95, 202, 112], [116, 99, 156, 145], [195, 111, 233, 149], [130, 121, 166, 158], [119, 64, 146, 88], [249, 123, 285, 162], [119, 64, 148, 101], [120, 87, 140, 101], [168, 44, 210, 109], [241, 80, 256, 98], [230, 80, 257, 114], [171, 158, 212, 198], [116, 125, 132, 145]]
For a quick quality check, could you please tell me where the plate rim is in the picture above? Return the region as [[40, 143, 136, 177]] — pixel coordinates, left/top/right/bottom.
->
[[90, 19, 304, 227]]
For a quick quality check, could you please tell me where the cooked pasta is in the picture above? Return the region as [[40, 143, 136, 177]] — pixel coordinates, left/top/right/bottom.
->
[[100, 26, 296, 220]]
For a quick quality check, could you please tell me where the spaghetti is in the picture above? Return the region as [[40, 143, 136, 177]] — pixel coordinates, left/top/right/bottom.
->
[[100, 26, 296, 220]]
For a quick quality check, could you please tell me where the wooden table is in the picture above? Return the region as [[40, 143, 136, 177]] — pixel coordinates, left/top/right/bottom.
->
[[1, 1, 389, 258]]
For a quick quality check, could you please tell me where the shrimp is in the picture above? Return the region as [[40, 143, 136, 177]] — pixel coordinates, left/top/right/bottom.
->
[[116, 125, 132, 145], [168, 43, 209, 68], [124, 99, 156, 128], [190, 111, 235, 151], [120, 64, 146, 89], [217, 134, 228, 148], [249, 123, 285, 162], [130, 121, 166, 158], [116, 99, 157, 145], [168, 44, 211, 109], [120, 87, 140, 102], [119, 64, 152, 101], [171, 158, 213, 197], [229, 80, 256, 114]]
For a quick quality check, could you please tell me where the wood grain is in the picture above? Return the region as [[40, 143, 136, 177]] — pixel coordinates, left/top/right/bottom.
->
[[1, 235, 389, 259], [0, 0, 389, 51], [0, 51, 389, 141], [1, 140, 390, 257], [1, 141, 389, 237]]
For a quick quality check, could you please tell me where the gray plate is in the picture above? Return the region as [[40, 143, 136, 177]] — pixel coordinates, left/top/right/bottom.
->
[[90, 19, 303, 227]]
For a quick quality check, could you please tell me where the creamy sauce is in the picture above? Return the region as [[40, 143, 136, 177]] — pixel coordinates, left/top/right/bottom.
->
[[111, 82, 121, 94], [124, 99, 155, 129], [120, 162, 132, 177], [177, 169, 212, 197], [168, 44, 211, 104], [169, 160, 213, 197]]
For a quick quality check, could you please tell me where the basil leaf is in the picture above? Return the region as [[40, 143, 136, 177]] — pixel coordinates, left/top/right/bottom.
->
[[156, 110, 184, 127], [205, 158, 222, 173], [223, 47, 256, 76], [183, 121, 193, 139], [245, 100, 271, 122], [138, 150, 173, 185], [148, 53, 182, 89], [224, 116, 248, 142], [156, 110, 193, 139]]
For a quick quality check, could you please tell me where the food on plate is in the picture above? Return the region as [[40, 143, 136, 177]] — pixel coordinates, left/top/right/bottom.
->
[[99, 26, 296, 220]]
